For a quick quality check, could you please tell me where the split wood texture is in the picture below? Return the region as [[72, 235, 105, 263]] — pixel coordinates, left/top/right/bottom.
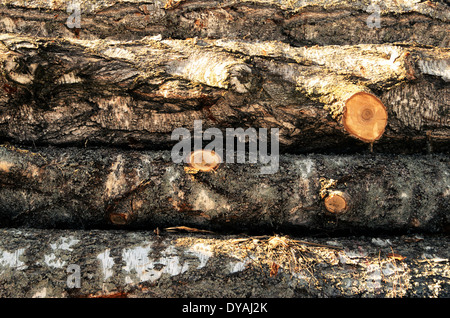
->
[[0, 34, 448, 153], [0, 228, 448, 298], [0, 145, 448, 233]]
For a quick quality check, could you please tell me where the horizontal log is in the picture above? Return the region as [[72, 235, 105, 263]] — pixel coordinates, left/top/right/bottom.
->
[[0, 228, 448, 297], [0, 0, 448, 46], [0, 35, 448, 153], [0, 145, 448, 233]]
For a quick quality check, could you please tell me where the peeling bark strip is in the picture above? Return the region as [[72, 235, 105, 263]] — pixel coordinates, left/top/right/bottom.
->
[[0, 146, 448, 233], [0, 35, 449, 153], [0, 228, 448, 298], [0, 0, 448, 46]]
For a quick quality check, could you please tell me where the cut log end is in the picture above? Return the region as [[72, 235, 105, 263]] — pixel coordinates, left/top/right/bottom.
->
[[324, 191, 350, 214], [187, 150, 221, 172], [110, 213, 130, 225], [343, 92, 388, 143]]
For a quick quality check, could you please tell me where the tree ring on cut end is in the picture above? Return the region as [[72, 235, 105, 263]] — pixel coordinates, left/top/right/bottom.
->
[[343, 92, 388, 143], [361, 108, 374, 121], [187, 150, 221, 172], [324, 191, 350, 214], [110, 213, 129, 225]]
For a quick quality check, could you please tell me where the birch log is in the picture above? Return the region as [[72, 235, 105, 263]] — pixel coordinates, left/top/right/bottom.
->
[[0, 228, 448, 298], [1, 34, 449, 153], [0, 145, 448, 233], [0, 0, 448, 47]]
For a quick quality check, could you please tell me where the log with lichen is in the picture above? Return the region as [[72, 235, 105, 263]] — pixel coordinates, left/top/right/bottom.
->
[[0, 0, 448, 47], [1, 34, 449, 153], [0, 227, 449, 298], [0, 145, 448, 233]]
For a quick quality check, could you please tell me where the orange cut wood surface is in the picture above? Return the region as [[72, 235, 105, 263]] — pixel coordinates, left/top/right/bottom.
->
[[343, 92, 388, 142], [187, 150, 222, 172], [324, 191, 349, 214]]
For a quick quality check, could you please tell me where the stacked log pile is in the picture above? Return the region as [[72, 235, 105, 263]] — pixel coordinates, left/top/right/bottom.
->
[[0, 0, 448, 298]]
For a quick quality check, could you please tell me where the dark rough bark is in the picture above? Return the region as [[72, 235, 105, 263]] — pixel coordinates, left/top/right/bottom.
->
[[0, 0, 448, 46], [1, 34, 449, 153], [0, 145, 448, 234], [0, 228, 448, 298]]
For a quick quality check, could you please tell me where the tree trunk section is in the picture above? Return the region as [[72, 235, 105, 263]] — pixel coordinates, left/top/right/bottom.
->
[[0, 145, 448, 233], [0, 0, 448, 46], [0, 228, 448, 298], [1, 34, 449, 153]]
